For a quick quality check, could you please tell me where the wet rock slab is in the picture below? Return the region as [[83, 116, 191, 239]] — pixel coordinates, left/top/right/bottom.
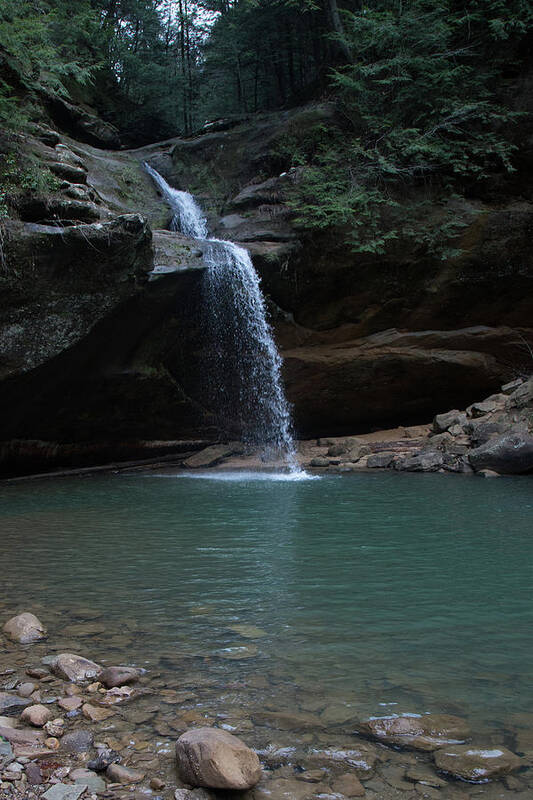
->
[[434, 744, 522, 782], [42, 784, 88, 800], [0, 693, 31, 715], [51, 653, 102, 683], [356, 713, 470, 751]]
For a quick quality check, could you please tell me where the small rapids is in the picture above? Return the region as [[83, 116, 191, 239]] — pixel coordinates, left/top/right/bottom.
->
[[144, 163, 302, 474]]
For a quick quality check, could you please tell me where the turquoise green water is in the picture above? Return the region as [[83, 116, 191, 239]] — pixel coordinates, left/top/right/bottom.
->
[[1, 470, 532, 739]]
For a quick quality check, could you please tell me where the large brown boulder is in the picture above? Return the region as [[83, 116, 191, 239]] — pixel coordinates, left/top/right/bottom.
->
[[98, 666, 142, 689], [3, 612, 46, 643], [175, 727, 262, 790], [51, 654, 102, 683], [21, 705, 53, 727], [469, 427, 533, 474]]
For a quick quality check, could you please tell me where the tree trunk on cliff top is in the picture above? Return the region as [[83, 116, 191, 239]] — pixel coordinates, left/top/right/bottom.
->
[[323, 0, 351, 62]]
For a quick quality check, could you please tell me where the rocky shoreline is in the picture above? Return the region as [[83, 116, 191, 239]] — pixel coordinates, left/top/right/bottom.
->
[[122, 373, 533, 477], [1, 608, 531, 800], [299, 374, 533, 477]]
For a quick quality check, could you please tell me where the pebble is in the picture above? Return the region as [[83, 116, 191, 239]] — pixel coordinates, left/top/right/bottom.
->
[[42, 784, 88, 800], [44, 718, 65, 737], [45, 737, 60, 749], [17, 683, 37, 698], [82, 703, 115, 722], [26, 668, 48, 680], [21, 704, 52, 727], [331, 772, 366, 797], [61, 729, 94, 753], [25, 762, 43, 785], [106, 763, 145, 784], [58, 697, 82, 712]]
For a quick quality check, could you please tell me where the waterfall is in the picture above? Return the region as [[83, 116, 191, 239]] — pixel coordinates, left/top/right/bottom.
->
[[145, 163, 299, 472], [144, 163, 207, 238]]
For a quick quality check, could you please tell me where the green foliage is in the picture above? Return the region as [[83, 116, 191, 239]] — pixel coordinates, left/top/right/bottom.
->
[[284, 0, 533, 255], [0, 0, 103, 129], [0, 151, 61, 219]]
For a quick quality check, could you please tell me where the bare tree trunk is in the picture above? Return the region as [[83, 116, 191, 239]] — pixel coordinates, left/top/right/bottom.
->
[[323, 0, 351, 62]]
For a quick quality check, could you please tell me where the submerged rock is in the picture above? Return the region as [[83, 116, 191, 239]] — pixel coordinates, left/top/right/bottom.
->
[[175, 727, 262, 790], [106, 763, 145, 783], [58, 696, 82, 712], [434, 744, 521, 782], [309, 744, 377, 773], [253, 710, 323, 731], [61, 729, 94, 753], [3, 613, 47, 644], [228, 624, 268, 639], [42, 784, 88, 800], [0, 724, 44, 745], [17, 682, 37, 697], [405, 764, 448, 787], [356, 713, 470, 751], [51, 653, 102, 683], [98, 666, 142, 688], [82, 703, 115, 722], [331, 772, 366, 796], [0, 693, 31, 716]]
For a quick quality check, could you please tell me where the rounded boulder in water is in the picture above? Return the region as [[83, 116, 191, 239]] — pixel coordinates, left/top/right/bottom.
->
[[3, 612, 47, 644], [51, 653, 101, 683], [175, 727, 262, 790], [97, 666, 142, 688]]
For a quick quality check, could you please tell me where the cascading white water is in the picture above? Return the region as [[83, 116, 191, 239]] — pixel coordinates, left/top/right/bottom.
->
[[145, 163, 299, 472], [145, 163, 208, 238]]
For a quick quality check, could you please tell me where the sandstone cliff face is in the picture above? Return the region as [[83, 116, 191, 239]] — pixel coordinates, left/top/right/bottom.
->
[[152, 106, 533, 437], [0, 133, 213, 475], [1, 105, 532, 475]]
